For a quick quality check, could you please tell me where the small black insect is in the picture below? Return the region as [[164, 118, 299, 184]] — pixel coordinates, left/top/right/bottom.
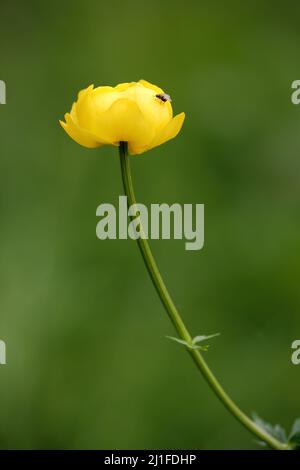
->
[[155, 93, 172, 103]]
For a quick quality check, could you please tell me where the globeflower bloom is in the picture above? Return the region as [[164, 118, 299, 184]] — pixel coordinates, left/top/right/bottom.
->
[[60, 80, 185, 155], [59, 79, 294, 451]]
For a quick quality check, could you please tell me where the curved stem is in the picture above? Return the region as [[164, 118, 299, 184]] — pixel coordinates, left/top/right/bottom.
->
[[119, 141, 289, 451]]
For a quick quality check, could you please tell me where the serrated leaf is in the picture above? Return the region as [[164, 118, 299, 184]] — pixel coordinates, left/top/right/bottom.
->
[[192, 333, 220, 345], [252, 412, 287, 444]]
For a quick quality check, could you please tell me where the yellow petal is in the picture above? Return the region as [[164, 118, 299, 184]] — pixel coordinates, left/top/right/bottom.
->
[[76, 85, 97, 129], [70, 102, 78, 123], [77, 84, 94, 100], [60, 81, 185, 155], [138, 79, 164, 94], [92, 87, 122, 114], [60, 113, 102, 149], [114, 82, 136, 91], [145, 112, 185, 152], [93, 98, 155, 152], [123, 83, 172, 132]]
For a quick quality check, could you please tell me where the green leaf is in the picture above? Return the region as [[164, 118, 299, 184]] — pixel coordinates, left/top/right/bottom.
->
[[255, 439, 267, 448], [252, 412, 287, 444], [196, 344, 210, 351], [288, 418, 300, 449], [166, 336, 190, 347], [166, 332, 219, 352], [192, 333, 220, 345], [289, 432, 300, 449], [289, 417, 300, 438], [189, 344, 210, 351]]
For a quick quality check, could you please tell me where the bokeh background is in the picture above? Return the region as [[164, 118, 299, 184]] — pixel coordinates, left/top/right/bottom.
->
[[0, 0, 299, 450]]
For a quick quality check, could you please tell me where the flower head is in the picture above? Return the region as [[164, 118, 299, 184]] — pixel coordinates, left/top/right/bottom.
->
[[60, 80, 185, 155]]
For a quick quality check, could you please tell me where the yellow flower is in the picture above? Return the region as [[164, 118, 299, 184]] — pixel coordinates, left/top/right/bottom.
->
[[60, 80, 185, 155]]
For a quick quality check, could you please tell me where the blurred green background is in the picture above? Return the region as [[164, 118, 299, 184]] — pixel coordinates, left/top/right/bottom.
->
[[0, 0, 299, 450]]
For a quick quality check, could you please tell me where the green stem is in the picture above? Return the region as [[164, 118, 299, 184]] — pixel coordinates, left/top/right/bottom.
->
[[119, 141, 289, 450]]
